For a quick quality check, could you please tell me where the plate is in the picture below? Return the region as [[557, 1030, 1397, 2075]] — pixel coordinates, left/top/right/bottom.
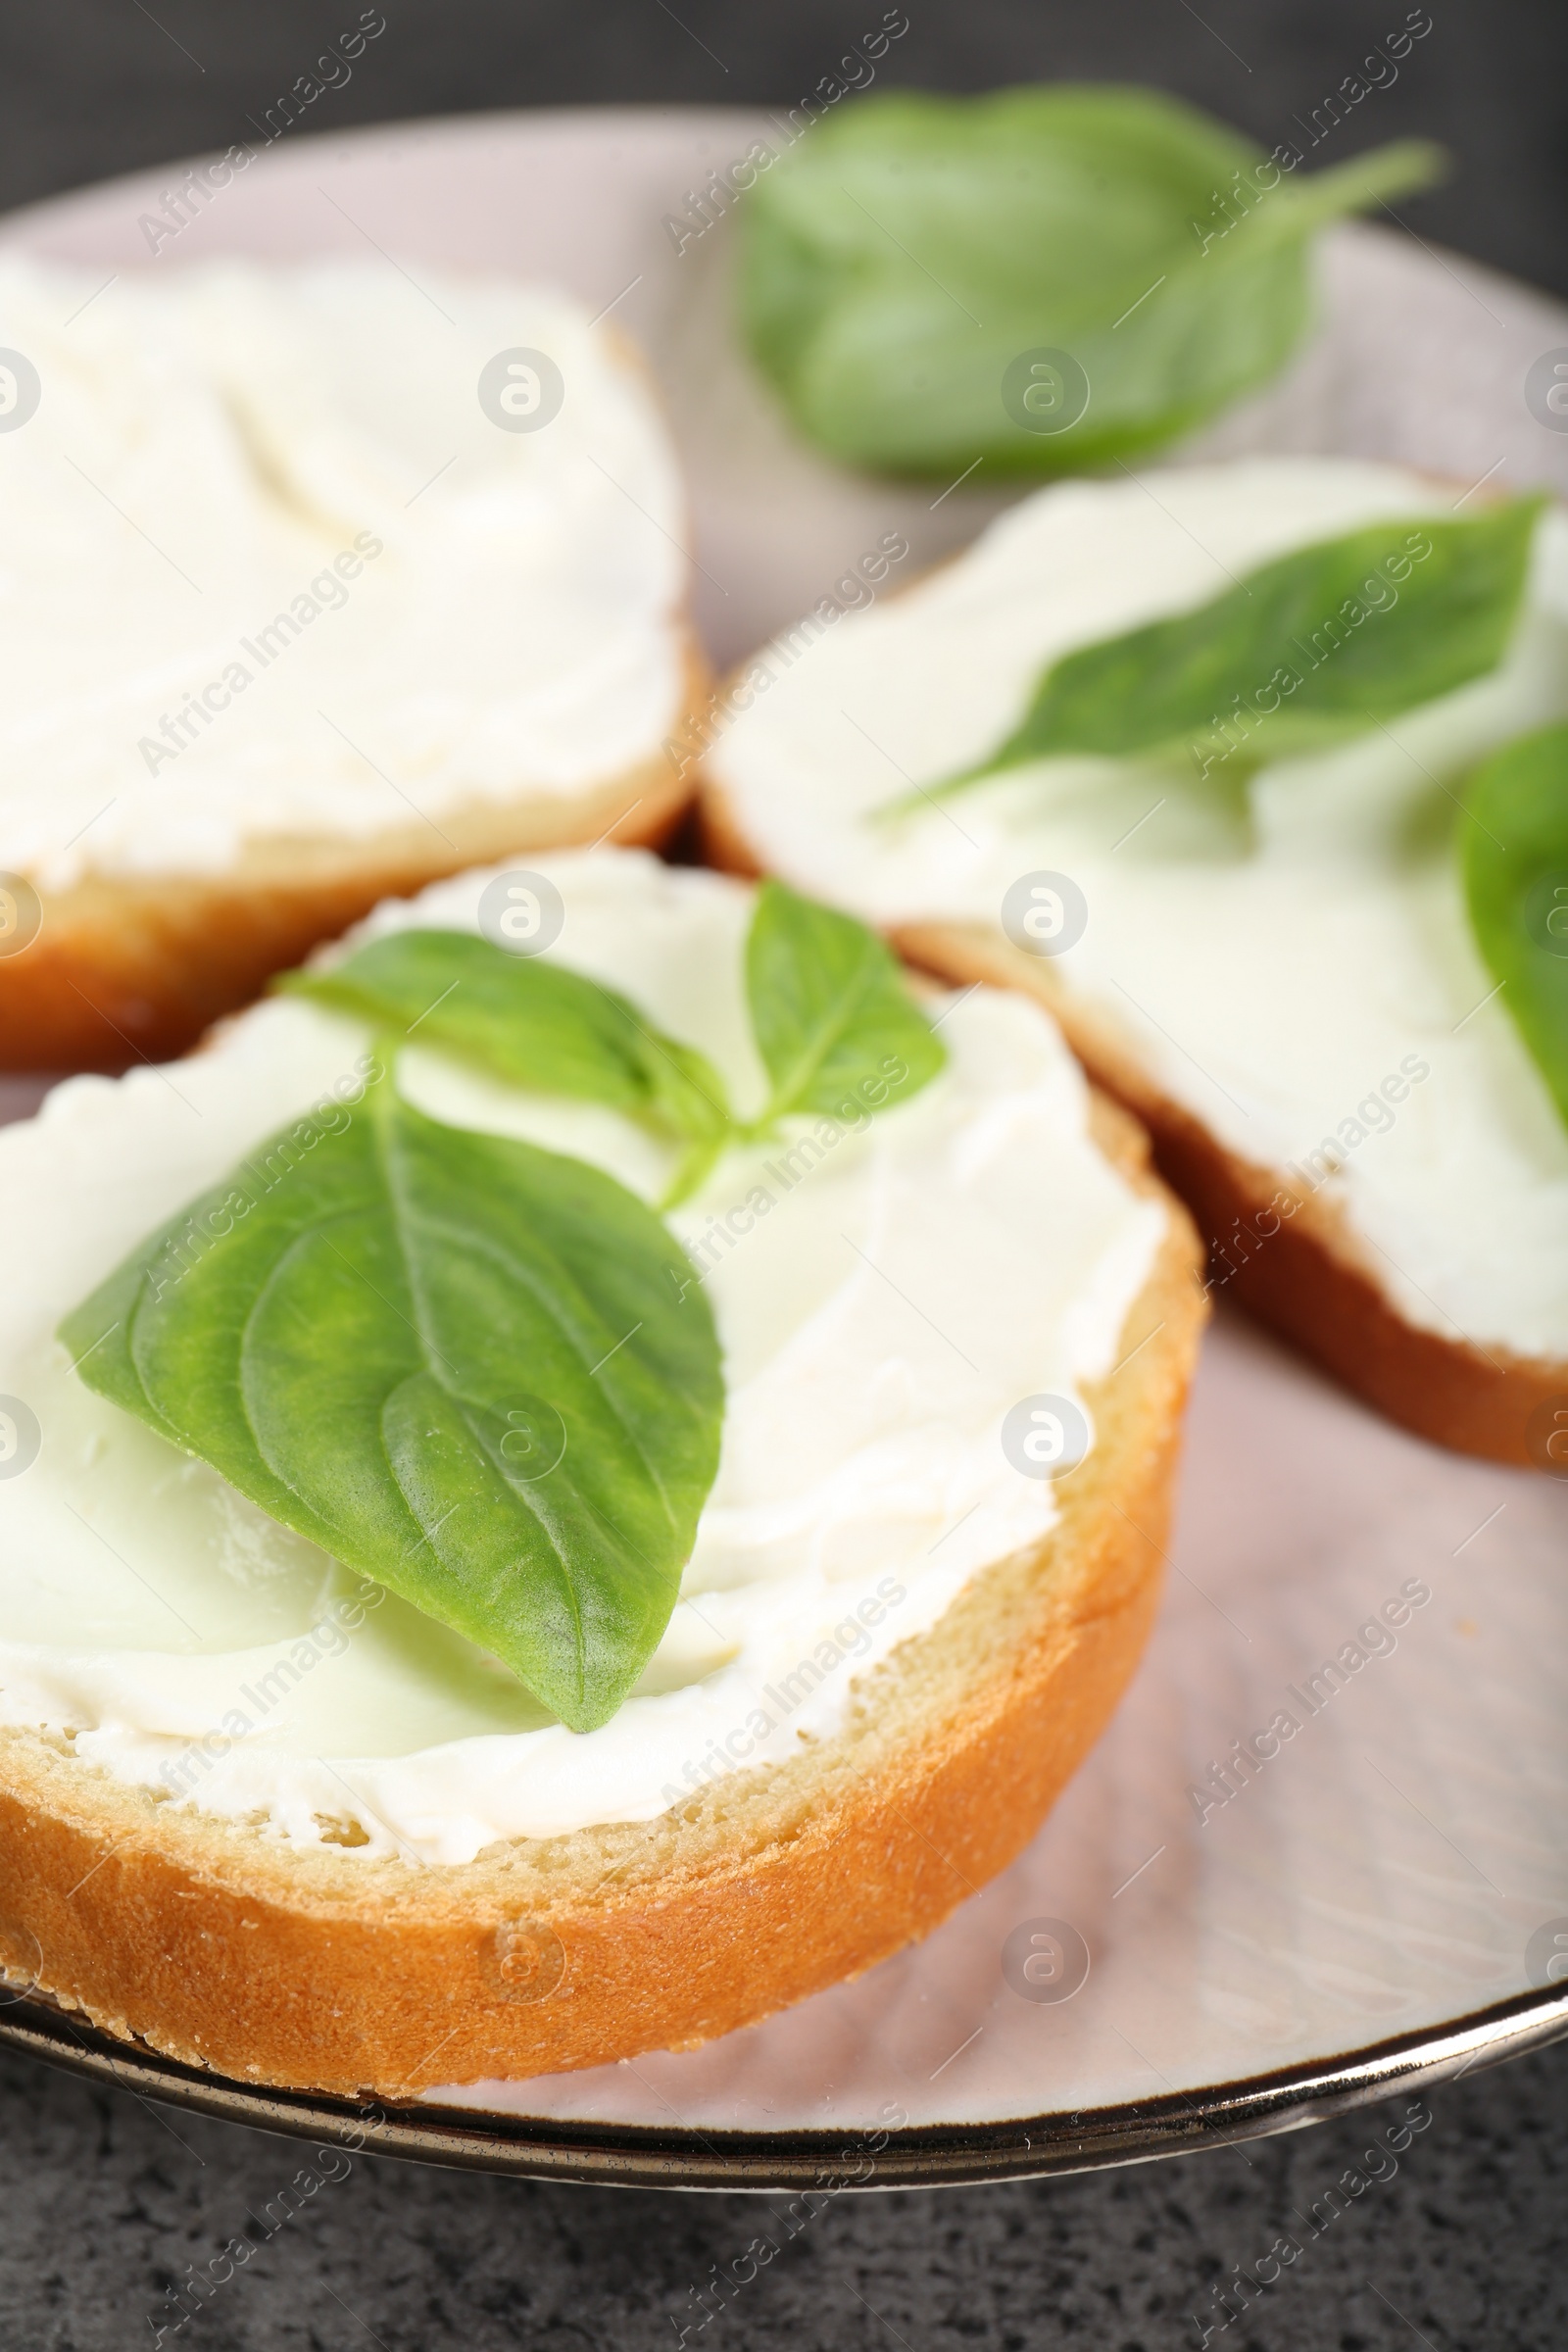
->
[[2, 108, 1567, 2187]]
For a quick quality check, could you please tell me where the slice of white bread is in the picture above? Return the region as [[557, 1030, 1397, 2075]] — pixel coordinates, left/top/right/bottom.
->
[[701, 460, 1568, 1469], [0, 1102, 1199, 2095], [0, 858, 1202, 2095], [1, 675, 703, 1076], [0, 257, 706, 1071]]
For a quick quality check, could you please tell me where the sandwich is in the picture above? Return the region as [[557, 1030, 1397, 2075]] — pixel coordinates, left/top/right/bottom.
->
[[702, 458, 1568, 1464], [0, 256, 706, 1071], [0, 850, 1201, 2093]]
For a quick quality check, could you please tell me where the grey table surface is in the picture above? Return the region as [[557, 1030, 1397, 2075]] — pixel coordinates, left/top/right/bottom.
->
[[2, 3, 1565, 2346]]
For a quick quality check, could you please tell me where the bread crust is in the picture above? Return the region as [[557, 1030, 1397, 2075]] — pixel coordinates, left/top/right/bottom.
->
[[702, 780, 1568, 1470], [888, 921, 1568, 1469], [0, 1099, 1203, 2096], [0, 649, 708, 1076]]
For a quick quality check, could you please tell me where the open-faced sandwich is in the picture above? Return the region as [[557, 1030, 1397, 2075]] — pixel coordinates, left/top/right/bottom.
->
[[0, 850, 1202, 2093], [0, 258, 706, 1070], [703, 458, 1568, 1465]]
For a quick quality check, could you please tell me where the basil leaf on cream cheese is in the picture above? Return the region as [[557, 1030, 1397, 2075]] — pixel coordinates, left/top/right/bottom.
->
[[60, 1071, 722, 1732], [61, 884, 949, 1728], [745, 879, 946, 1122], [284, 928, 734, 1200], [1461, 721, 1568, 1129], [290, 895, 948, 1151], [908, 496, 1544, 806], [741, 83, 1443, 475]]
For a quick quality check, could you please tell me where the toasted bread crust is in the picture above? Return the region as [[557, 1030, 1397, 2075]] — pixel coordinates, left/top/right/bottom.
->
[[0, 1098, 1202, 2096], [0, 646, 707, 1074], [888, 922, 1568, 1469]]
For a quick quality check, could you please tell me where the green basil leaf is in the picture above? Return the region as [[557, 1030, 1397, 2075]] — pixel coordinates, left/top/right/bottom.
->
[[745, 879, 945, 1121], [59, 1074, 723, 1731], [284, 929, 733, 1195], [740, 83, 1443, 475], [1461, 721, 1568, 1129], [912, 497, 1544, 806]]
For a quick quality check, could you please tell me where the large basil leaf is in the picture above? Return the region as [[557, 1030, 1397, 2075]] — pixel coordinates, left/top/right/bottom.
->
[[284, 929, 733, 1200], [745, 880, 945, 1120], [1461, 721, 1568, 1129], [59, 1074, 722, 1732], [912, 497, 1544, 804], [741, 83, 1442, 474]]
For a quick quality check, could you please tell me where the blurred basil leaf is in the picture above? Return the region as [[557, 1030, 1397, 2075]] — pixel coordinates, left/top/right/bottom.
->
[[1461, 721, 1568, 1129], [741, 83, 1442, 475], [908, 496, 1544, 804], [745, 879, 945, 1119]]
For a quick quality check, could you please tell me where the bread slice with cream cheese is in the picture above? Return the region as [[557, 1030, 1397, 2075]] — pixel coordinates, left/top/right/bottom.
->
[[0, 257, 705, 1071], [701, 459, 1568, 1466], [0, 851, 1202, 2093]]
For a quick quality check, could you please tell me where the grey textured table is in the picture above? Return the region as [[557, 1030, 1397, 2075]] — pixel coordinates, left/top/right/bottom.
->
[[2, 4, 1565, 2346], [2, 2037, 1565, 2348]]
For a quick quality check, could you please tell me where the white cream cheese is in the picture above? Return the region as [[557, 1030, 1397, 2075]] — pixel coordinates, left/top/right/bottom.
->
[[0, 257, 688, 890], [0, 852, 1162, 1862], [707, 459, 1568, 1362]]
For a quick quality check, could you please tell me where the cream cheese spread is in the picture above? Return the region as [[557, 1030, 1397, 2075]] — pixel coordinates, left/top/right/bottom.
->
[[0, 257, 688, 891], [707, 459, 1568, 1362], [0, 853, 1162, 1862]]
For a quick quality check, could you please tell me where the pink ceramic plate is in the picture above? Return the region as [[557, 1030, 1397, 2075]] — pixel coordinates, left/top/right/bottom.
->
[[2, 109, 1566, 2183]]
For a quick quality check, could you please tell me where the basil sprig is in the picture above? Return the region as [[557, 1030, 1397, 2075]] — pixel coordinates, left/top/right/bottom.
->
[[741, 83, 1442, 476], [286, 882, 945, 1193], [1461, 722, 1568, 1127], [895, 497, 1544, 808], [282, 928, 735, 1204], [61, 882, 945, 1729]]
